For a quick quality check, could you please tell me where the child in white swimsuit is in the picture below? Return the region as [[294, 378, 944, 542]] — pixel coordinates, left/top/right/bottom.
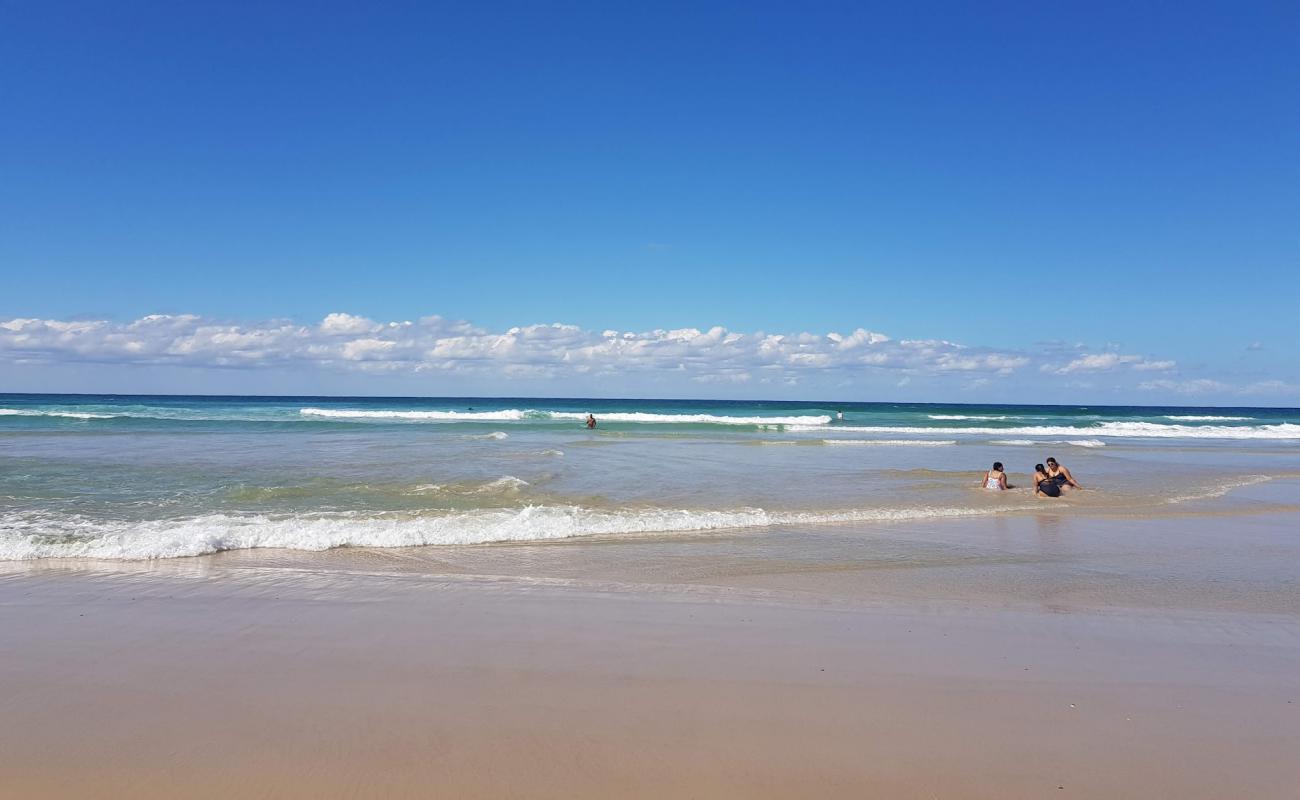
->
[[983, 462, 1008, 491]]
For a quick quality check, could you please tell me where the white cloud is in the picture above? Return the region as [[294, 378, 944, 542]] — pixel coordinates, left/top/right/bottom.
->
[[1139, 378, 1300, 397], [1240, 380, 1297, 395], [1137, 378, 1230, 395], [0, 312, 1202, 392], [1048, 352, 1176, 375]]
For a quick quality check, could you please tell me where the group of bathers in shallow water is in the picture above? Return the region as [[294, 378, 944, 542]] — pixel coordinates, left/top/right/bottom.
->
[[981, 458, 1082, 498]]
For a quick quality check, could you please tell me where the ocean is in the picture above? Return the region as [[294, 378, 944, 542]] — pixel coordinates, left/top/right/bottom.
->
[[3, 394, 1299, 560]]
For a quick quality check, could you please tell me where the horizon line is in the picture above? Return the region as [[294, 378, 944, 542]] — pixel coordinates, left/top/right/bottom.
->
[[2, 391, 1297, 412]]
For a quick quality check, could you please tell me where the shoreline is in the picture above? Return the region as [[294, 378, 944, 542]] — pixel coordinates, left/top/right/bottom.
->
[[7, 509, 1299, 616], [5, 476, 1300, 562], [4, 514, 1298, 798]]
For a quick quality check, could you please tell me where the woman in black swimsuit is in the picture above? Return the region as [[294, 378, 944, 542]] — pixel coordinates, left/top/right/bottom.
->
[[1045, 457, 1081, 491], [1034, 464, 1061, 498]]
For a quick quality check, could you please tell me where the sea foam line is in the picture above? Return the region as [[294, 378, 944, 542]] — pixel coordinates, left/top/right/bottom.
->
[[823, 439, 958, 447], [301, 407, 531, 421], [300, 408, 832, 426], [789, 422, 1300, 440], [1164, 475, 1273, 505], [549, 411, 832, 425], [0, 408, 116, 420], [1, 503, 1021, 561], [989, 439, 1107, 448]]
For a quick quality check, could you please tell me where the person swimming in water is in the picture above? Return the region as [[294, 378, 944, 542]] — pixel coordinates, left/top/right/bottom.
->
[[981, 461, 1009, 491], [1034, 463, 1062, 498], [1044, 457, 1081, 490], [585, 414, 597, 429]]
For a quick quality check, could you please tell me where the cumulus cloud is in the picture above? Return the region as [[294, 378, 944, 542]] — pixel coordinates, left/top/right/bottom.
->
[[1136, 378, 1231, 395], [1046, 352, 1176, 375], [319, 313, 381, 336], [0, 313, 1190, 390], [1139, 378, 1300, 397]]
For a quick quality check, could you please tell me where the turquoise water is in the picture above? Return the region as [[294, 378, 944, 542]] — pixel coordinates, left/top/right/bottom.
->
[[4, 394, 1300, 432], [3, 394, 1299, 559]]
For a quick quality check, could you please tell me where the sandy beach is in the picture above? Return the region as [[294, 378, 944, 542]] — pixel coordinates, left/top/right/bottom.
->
[[7, 0, 1300, 794], [4, 512, 1298, 799]]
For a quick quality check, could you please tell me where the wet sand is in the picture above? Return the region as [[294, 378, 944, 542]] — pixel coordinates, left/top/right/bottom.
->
[[2, 512, 1299, 798]]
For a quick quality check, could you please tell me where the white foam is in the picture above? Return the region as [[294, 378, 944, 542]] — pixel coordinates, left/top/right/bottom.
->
[[927, 414, 1012, 421], [300, 408, 831, 426], [2, 407, 287, 422], [301, 408, 531, 421], [823, 439, 957, 447], [476, 476, 529, 492], [551, 411, 832, 426], [1163, 415, 1254, 421], [988, 438, 1106, 448], [790, 422, 1300, 440], [1164, 475, 1273, 504], [0, 503, 1026, 561], [0, 408, 115, 420], [469, 431, 509, 440], [403, 476, 529, 496], [1082, 422, 1299, 440]]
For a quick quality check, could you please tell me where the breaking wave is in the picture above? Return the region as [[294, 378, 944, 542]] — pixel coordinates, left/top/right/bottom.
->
[[2, 503, 1022, 561], [550, 411, 831, 425], [0, 408, 115, 420], [301, 408, 531, 421], [989, 439, 1107, 448], [823, 439, 958, 447], [790, 422, 1300, 440], [300, 408, 831, 426]]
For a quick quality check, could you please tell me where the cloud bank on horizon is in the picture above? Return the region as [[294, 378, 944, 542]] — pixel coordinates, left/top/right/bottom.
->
[[2, 312, 1291, 402]]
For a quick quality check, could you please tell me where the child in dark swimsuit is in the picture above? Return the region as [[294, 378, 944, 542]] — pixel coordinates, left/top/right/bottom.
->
[[1034, 464, 1061, 498]]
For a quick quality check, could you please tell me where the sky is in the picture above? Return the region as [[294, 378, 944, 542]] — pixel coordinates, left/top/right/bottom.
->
[[1, 1, 1297, 403]]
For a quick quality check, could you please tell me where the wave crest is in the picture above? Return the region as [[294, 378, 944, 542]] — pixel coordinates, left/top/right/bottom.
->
[[791, 422, 1300, 440], [301, 407, 531, 421], [2, 503, 1020, 561], [989, 438, 1106, 448], [0, 408, 115, 420], [300, 408, 831, 426], [823, 439, 957, 447]]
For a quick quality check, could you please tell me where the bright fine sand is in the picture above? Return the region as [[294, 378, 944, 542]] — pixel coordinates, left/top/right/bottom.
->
[[3, 513, 1298, 799]]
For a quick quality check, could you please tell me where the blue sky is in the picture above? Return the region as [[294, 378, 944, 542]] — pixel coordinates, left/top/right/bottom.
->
[[2, 1, 1297, 402]]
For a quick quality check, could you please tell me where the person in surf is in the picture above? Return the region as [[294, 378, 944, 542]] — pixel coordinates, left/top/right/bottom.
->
[[586, 414, 597, 429], [981, 461, 1010, 491], [1044, 457, 1082, 491], [1034, 463, 1062, 498]]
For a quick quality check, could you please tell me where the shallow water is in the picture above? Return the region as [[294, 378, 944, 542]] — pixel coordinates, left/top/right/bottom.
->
[[2, 394, 1299, 559]]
